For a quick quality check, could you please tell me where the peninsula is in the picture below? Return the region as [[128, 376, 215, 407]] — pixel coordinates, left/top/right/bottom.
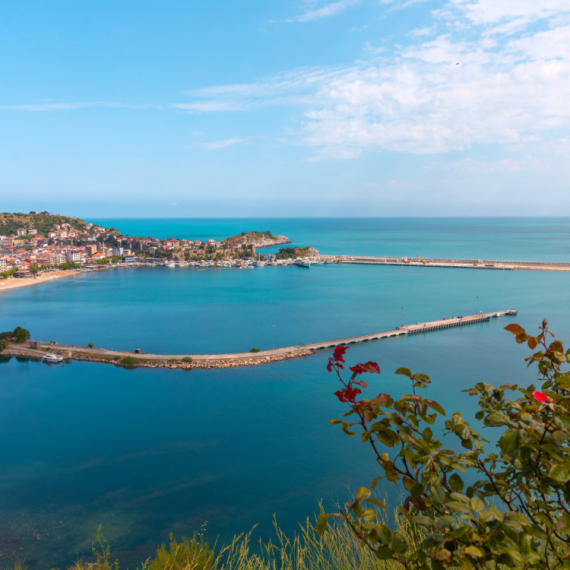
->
[[0, 211, 319, 289]]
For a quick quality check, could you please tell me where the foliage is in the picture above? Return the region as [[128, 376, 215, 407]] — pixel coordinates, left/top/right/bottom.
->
[[182, 356, 193, 363], [0, 212, 89, 237], [275, 247, 316, 260], [250, 347, 261, 353], [0, 339, 7, 352], [118, 356, 139, 368], [13, 326, 30, 343], [88, 343, 94, 349], [318, 321, 570, 569], [16, 512, 416, 570], [168, 358, 179, 363]]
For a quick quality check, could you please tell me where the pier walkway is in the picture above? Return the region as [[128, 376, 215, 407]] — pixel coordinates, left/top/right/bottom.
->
[[11, 310, 517, 369], [328, 255, 570, 271]]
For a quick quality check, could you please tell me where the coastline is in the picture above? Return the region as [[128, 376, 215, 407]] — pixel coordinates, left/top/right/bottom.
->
[[0, 270, 80, 293]]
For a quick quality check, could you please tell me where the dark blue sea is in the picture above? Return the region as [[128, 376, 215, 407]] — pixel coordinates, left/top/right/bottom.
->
[[1, 218, 569, 568]]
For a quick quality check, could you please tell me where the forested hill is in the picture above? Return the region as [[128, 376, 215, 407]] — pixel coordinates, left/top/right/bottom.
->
[[0, 212, 90, 237]]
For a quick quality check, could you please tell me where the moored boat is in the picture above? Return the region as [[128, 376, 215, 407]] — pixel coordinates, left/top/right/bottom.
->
[[43, 353, 64, 364], [294, 258, 311, 268]]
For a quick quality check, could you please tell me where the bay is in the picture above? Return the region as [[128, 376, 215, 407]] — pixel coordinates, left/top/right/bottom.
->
[[0, 218, 569, 569]]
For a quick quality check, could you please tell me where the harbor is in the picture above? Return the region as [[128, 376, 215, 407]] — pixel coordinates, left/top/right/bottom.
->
[[4, 310, 517, 370]]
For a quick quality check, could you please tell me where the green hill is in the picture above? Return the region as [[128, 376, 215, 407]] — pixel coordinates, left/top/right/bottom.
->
[[0, 212, 90, 237]]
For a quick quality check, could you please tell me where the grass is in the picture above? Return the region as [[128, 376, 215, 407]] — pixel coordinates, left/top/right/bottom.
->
[[8, 510, 418, 570]]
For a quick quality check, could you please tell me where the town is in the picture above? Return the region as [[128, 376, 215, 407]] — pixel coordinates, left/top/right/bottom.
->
[[0, 212, 320, 279]]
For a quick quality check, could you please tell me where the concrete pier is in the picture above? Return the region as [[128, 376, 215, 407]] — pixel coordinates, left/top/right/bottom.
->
[[6, 310, 517, 370], [328, 255, 570, 272]]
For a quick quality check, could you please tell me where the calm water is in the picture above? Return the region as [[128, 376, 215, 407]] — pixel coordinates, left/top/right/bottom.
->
[[1, 218, 569, 569]]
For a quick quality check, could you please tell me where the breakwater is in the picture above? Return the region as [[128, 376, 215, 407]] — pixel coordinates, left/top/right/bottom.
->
[[330, 255, 570, 271], [5, 310, 516, 370]]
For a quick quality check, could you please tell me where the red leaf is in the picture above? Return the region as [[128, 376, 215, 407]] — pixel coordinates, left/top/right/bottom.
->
[[532, 391, 553, 404], [333, 345, 347, 363]]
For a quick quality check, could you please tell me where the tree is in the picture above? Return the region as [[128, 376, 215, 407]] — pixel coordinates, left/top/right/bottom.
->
[[318, 320, 570, 569], [13, 326, 30, 343]]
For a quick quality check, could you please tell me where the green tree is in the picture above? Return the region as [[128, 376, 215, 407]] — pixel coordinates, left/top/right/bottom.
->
[[13, 326, 30, 343], [318, 320, 570, 569]]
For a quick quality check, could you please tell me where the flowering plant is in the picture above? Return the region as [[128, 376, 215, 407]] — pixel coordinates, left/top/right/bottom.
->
[[317, 320, 570, 569]]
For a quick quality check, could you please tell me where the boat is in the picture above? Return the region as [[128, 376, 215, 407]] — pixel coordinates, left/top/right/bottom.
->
[[43, 353, 64, 364], [294, 258, 311, 268], [164, 261, 176, 268]]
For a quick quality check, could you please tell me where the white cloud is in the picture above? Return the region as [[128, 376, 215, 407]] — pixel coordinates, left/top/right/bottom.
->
[[178, 0, 570, 160], [198, 137, 251, 150], [283, 0, 361, 23]]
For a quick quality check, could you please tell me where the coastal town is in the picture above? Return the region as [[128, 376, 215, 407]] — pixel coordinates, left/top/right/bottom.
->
[[0, 212, 320, 283]]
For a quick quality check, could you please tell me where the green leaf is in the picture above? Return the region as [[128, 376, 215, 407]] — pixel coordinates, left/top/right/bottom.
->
[[377, 524, 392, 544], [549, 464, 570, 483], [449, 473, 464, 493], [446, 501, 471, 513], [499, 428, 521, 455], [426, 400, 446, 416], [315, 514, 333, 536], [465, 546, 483, 558], [355, 487, 371, 501], [470, 498, 485, 512], [367, 498, 386, 508], [395, 367, 412, 378], [375, 546, 393, 560], [411, 483, 424, 498], [329, 419, 343, 425], [362, 508, 376, 522]]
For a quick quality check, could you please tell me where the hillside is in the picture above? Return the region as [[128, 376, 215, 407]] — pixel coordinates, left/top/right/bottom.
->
[[275, 246, 319, 259], [0, 212, 91, 237], [223, 230, 291, 248]]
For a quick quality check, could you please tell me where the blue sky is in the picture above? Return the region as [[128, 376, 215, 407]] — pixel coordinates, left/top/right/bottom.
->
[[1, 0, 569, 217]]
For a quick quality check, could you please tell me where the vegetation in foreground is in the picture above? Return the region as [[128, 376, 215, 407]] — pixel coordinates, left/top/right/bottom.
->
[[0, 326, 31, 351]]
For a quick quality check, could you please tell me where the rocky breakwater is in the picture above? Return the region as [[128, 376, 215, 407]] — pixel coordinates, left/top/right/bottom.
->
[[3, 342, 316, 370]]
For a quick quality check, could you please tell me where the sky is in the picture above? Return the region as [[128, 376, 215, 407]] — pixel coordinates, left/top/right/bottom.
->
[[1, 0, 570, 217]]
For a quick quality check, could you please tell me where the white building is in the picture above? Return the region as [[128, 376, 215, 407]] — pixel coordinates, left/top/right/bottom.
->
[[0, 257, 6, 271], [112, 247, 124, 257], [17, 228, 27, 236], [66, 250, 85, 264]]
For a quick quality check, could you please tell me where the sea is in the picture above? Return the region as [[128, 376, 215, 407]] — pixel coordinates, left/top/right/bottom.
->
[[1, 218, 570, 568]]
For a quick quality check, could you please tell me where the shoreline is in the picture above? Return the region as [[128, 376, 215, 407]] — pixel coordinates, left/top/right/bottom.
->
[[0, 270, 81, 293]]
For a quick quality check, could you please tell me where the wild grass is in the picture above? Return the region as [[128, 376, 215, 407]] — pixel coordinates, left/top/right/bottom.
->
[[8, 510, 418, 570]]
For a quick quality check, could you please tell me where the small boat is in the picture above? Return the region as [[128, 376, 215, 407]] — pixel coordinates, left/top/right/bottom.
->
[[164, 261, 176, 268], [43, 353, 64, 364], [294, 258, 311, 268]]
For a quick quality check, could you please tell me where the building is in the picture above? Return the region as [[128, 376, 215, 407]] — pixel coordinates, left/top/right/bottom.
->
[[0, 257, 6, 272], [112, 247, 124, 257], [123, 255, 137, 263], [17, 228, 27, 236], [66, 250, 85, 264], [28, 228, 37, 235]]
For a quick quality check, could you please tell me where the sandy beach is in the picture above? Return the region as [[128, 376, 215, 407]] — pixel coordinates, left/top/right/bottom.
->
[[0, 270, 80, 293]]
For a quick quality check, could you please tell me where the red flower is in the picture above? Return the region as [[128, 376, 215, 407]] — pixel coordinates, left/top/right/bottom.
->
[[333, 345, 347, 363], [532, 391, 553, 404]]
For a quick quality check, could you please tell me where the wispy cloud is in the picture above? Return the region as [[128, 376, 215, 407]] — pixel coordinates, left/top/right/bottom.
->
[[0, 102, 160, 111], [198, 137, 251, 150], [281, 0, 361, 23], [179, 0, 570, 161]]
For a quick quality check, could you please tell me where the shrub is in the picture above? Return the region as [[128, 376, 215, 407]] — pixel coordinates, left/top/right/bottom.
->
[[118, 356, 139, 368], [88, 343, 94, 349], [13, 326, 30, 343], [318, 320, 570, 569], [168, 358, 179, 363], [0, 339, 7, 352], [182, 356, 193, 363], [250, 348, 261, 353]]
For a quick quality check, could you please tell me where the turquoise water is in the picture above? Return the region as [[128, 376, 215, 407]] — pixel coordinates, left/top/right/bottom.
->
[[1, 218, 570, 568]]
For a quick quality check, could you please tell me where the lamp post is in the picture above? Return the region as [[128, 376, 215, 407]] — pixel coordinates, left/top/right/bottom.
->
[[477, 296, 480, 314], [401, 306, 404, 326], [271, 325, 275, 350]]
